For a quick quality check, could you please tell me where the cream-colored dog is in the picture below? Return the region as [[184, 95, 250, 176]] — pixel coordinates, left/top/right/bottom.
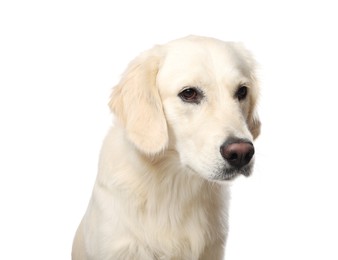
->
[[72, 36, 260, 260]]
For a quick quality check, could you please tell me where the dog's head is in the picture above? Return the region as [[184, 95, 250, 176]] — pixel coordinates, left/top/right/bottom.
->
[[109, 36, 260, 181]]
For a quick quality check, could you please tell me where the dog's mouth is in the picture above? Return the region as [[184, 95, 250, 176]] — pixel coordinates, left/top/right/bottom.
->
[[215, 164, 253, 181]]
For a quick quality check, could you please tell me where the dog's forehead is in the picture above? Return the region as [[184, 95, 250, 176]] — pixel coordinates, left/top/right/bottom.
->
[[164, 39, 236, 68], [158, 37, 251, 87]]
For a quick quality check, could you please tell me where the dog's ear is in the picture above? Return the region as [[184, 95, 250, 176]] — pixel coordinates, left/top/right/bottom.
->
[[248, 111, 261, 140], [109, 48, 168, 155], [247, 72, 261, 140]]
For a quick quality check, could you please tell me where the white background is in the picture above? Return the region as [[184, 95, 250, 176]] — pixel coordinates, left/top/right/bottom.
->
[[1, 0, 338, 259]]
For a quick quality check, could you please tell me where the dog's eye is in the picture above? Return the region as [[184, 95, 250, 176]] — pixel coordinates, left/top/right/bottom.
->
[[235, 86, 248, 101], [178, 87, 203, 104]]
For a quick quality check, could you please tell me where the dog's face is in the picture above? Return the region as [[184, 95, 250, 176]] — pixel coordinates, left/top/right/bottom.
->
[[110, 36, 260, 181]]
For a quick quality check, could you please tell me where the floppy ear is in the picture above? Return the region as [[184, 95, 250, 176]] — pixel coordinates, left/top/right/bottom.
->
[[109, 48, 168, 155], [248, 111, 261, 140], [247, 73, 261, 140]]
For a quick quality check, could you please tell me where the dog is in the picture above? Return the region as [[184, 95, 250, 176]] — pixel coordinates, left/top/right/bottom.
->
[[72, 35, 261, 260]]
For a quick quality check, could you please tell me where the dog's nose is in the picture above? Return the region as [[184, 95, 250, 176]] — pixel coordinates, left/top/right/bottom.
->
[[220, 139, 255, 168]]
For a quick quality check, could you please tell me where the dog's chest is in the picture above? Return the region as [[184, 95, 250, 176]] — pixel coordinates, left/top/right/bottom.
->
[[131, 181, 227, 258]]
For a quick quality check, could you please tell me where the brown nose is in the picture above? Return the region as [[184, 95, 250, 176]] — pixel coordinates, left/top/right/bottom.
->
[[220, 139, 255, 168]]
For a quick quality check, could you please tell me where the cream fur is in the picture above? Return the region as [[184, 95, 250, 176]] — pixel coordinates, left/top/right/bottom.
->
[[72, 35, 260, 260]]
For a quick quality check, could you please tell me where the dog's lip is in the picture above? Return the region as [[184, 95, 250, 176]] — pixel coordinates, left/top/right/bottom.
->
[[186, 164, 252, 181], [217, 165, 253, 181], [240, 168, 252, 177]]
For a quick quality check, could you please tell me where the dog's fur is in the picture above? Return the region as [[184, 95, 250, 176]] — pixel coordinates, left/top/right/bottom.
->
[[72, 36, 260, 260]]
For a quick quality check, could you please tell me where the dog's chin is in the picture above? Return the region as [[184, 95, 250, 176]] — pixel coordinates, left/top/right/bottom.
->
[[213, 165, 253, 182]]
